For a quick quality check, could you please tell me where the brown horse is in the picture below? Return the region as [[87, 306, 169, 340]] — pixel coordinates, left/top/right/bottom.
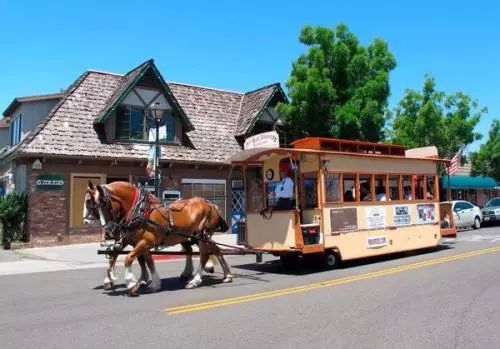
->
[[83, 181, 232, 295]]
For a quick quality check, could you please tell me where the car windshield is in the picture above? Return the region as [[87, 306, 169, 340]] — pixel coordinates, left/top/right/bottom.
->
[[485, 198, 500, 207]]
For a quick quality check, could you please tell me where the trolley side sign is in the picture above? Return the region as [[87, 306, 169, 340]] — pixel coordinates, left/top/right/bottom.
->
[[36, 174, 64, 191]]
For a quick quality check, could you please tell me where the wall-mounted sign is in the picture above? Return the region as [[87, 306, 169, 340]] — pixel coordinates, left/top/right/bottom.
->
[[330, 208, 357, 234], [394, 205, 411, 226], [244, 131, 279, 150], [36, 174, 64, 191], [366, 206, 386, 229]]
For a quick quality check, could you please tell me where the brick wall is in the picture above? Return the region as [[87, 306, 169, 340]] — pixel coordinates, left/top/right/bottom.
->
[[27, 173, 68, 246], [26, 172, 101, 246]]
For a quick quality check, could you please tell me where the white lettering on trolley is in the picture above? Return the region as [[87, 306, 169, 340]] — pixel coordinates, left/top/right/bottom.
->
[[367, 235, 388, 248]]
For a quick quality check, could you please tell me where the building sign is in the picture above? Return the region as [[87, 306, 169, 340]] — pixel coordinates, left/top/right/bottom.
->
[[366, 206, 386, 229], [417, 204, 436, 224], [394, 205, 411, 226], [244, 131, 279, 150], [36, 174, 64, 191], [330, 208, 357, 234], [367, 235, 388, 248]]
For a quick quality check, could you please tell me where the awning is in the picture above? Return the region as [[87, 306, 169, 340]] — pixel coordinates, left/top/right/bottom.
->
[[441, 175, 498, 190]]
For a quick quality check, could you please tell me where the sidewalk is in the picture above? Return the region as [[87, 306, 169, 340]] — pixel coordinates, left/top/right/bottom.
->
[[0, 233, 242, 276]]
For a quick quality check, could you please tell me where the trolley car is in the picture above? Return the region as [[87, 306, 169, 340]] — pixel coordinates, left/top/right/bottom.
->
[[229, 137, 456, 267]]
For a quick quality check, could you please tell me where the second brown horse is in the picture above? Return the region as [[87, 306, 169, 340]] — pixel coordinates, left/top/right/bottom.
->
[[84, 181, 233, 295]]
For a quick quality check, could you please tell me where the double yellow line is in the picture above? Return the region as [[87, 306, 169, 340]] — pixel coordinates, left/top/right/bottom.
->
[[165, 246, 500, 315]]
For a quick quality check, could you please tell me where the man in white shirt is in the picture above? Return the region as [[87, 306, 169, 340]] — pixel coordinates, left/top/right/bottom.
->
[[274, 165, 294, 210]]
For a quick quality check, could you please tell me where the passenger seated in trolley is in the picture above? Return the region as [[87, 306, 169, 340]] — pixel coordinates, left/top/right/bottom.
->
[[375, 186, 387, 201], [404, 186, 412, 200], [360, 182, 372, 201], [272, 162, 294, 210], [344, 189, 355, 202]]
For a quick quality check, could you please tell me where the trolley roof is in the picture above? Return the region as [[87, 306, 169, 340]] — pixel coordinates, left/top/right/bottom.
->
[[227, 137, 450, 164]]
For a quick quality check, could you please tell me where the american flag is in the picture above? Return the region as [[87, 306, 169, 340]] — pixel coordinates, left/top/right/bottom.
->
[[445, 145, 464, 176]]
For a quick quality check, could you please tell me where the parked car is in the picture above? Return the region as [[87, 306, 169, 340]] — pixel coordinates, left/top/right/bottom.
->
[[481, 197, 500, 224], [447, 200, 483, 230]]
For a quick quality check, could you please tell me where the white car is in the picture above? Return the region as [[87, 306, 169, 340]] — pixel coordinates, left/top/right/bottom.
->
[[449, 200, 483, 230]]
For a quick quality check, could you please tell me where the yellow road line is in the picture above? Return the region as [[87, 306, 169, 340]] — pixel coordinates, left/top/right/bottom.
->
[[165, 246, 500, 315]]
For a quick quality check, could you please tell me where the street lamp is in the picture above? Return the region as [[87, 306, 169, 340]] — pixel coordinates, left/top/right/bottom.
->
[[147, 101, 169, 198]]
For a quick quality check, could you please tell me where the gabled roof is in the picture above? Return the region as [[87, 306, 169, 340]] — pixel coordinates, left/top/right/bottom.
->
[[3, 92, 65, 117], [4, 60, 285, 164], [0, 117, 10, 128], [95, 59, 194, 131], [235, 83, 287, 136]]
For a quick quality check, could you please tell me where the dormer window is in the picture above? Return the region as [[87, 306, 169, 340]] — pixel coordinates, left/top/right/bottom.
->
[[116, 105, 145, 140], [164, 112, 176, 142], [116, 105, 177, 143]]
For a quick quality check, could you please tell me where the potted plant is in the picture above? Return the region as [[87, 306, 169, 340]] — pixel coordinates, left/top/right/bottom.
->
[[0, 192, 27, 249]]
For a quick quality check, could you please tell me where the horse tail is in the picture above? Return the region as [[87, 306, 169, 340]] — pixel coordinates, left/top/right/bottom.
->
[[216, 214, 229, 232], [208, 203, 229, 232]]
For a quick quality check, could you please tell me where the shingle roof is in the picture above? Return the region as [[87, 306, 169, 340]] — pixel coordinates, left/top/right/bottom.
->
[[235, 83, 282, 136], [8, 61, 285, 164]]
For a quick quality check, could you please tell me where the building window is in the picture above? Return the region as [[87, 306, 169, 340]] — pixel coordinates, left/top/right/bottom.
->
[[164, 112, 176, 142], [10, 114, 22, 146], [181, 179, 226, 221], [116, 105, 145, 140]]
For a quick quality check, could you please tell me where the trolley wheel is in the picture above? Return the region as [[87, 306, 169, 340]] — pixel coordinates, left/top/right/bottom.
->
[[323, 250, 339, 269], [473, 216, 481, 229], [280, 254, 300, 269]]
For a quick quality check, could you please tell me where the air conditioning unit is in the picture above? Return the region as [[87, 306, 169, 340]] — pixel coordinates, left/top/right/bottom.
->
[[162, 190, 181, 203]]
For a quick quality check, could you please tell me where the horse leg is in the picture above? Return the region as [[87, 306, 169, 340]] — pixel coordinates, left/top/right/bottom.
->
[[186, 242, 210, 289], [124, 240, 151, 296], [212, 243, 233, 283], [143, 254, 161, 292], [104, 254, 118, 290], [180, 241, 194, 282], [137, 255, 151, 286]]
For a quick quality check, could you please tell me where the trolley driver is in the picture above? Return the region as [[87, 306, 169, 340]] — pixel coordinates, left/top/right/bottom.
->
[[274, 163, 294, 210]]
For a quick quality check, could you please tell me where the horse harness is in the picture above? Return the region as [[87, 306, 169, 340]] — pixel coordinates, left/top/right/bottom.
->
[[101, 186, 214, 252]]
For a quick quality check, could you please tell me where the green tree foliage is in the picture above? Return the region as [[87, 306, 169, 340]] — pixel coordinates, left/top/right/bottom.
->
[[277, 24, 396, 142], [0, 192, 28, 246], [392, 75, 484, 158], [470, 120, 500, 180]]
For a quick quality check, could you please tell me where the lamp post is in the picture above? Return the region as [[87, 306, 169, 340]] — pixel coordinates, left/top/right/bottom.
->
[[147, 101, 169, 198]]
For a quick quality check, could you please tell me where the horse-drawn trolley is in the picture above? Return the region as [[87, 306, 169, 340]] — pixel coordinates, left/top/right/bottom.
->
[[228, 137, 456, 268]]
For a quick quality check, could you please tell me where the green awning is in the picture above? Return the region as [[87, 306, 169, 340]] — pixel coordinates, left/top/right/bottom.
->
[[441, 175, 498, 190]]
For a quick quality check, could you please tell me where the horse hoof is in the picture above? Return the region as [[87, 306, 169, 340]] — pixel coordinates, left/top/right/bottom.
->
[[128, 284, 140, 297], [179, 274, 191, 282], [104, 282, 114, 290], [204, 266, 215, 274], [222, 275, 233, 283], [185, 283, 198, 289]]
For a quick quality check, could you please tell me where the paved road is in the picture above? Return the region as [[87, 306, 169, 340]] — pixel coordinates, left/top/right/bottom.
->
[[1, 225, 499, 349]]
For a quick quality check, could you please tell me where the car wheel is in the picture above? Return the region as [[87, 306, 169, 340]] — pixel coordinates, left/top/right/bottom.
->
[[473, 216, 481, 229]]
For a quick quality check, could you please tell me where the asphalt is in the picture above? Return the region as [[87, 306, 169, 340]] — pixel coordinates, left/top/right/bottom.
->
[[0, 233, 241, 276]]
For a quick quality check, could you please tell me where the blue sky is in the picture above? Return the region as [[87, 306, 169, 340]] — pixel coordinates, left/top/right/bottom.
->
[[0, 0, 498, 152]]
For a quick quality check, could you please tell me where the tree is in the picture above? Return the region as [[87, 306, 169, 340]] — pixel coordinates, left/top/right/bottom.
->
[[277, 24, 396, 142], [470, 120, 500, 180], [391, 75, 485, 158]]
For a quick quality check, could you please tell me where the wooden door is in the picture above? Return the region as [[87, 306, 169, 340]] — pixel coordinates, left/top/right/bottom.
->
[[71, 176, 103, 227]]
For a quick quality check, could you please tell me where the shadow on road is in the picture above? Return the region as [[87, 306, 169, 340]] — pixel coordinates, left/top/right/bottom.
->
[[234, 244, 454, 276]]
